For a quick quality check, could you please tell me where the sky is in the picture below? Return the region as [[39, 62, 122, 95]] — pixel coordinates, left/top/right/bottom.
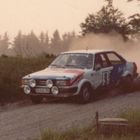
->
[[0, 0, 139, 37]]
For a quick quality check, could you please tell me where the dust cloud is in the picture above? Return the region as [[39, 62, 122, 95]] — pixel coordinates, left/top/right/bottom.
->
[[69, 32, 140, 72]]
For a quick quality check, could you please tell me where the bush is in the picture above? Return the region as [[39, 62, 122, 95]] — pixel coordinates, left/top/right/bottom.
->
[[119, 109, 140, 135], [0, 55, 55, 103]]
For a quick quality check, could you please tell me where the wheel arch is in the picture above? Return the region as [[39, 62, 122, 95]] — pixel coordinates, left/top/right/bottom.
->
[[77, 79, 94, 94], [121, 71, 133, 78]]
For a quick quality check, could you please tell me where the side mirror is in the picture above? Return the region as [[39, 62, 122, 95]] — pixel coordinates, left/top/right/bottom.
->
[[95, 64, 101, 71]]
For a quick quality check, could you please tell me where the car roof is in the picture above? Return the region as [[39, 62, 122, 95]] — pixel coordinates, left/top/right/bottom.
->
[[62, 49, 114, 54]]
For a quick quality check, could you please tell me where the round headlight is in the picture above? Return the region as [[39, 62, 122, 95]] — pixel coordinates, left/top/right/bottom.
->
[[24, 85, 31, 94], [46, 80, 53, 88], [29, 79, 36, 87], [51, 86, 59, 95]]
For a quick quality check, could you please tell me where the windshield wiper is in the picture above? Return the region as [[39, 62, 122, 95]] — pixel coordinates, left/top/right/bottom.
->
[[65, 64, 86, 69], [50, 64, 65, 68], [65, 64, 85, 69], [65, 64, 77, 67]]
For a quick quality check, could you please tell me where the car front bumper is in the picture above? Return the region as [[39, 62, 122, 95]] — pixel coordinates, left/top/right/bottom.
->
[[23, 85, 78, 98]]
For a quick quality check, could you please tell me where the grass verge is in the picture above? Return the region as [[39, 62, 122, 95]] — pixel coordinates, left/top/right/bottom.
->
[[0, 54, 55, 104], [31, 109, 140, 140]]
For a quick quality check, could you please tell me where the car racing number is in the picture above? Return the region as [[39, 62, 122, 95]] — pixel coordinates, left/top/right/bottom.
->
[[102, 71, 111, 86]]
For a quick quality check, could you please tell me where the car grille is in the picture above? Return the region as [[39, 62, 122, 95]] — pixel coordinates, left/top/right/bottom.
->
[[36, 80, 46, 86]]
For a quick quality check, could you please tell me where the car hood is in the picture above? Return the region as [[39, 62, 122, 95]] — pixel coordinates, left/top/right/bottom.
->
[[23, 68, 84, 80]]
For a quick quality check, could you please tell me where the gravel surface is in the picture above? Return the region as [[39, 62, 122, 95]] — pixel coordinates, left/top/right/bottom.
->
[[0, 91, 140, 140]]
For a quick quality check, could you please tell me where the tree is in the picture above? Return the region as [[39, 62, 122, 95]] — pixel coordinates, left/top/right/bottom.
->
[[128, 14, 140, 34], [61, 31, 76, 51], [0, 32, 9, 55], [51, 30, 61, 44], [26, 30, 41, 56], [43, 32, 50, 53], [13, 30, 42, 57], [39, 32, 50, 47], [50, 30, 62, 54], [45, 32, 49, 46], [39, 32, 45, 44], [13, 31, 23, 56], [39, 31, 50, 54], [80, 0, 130, 40]]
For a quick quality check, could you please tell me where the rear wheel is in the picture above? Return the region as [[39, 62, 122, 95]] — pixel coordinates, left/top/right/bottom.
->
[[30, 96, 43, 104], [79, 85, 92, 104]]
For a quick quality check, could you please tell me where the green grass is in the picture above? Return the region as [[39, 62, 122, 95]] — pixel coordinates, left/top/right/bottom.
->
[[119, 109, 140, 127], [32, 127, 140, 140], [31, 126, 95, 140], [31, 110, 140, 140], [119, 109, 140, 135], [0, 54, 55, 103]]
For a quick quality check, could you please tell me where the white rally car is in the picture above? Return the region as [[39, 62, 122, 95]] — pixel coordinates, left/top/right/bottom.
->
[[22, 50, 138, 104]]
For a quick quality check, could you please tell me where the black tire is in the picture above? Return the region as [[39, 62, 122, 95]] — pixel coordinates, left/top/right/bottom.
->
[[30, 96, 43, 104], [79, 84, 92, 104], [119, 76, 134, 93]]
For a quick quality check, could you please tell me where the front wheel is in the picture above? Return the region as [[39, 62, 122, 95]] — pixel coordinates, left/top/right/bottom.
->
[[30, 96, 43, 104], [79, 85, 92, 104]]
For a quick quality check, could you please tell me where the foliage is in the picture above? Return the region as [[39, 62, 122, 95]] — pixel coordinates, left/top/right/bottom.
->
[[0, 30, 75, 58], [13, 30, 47, 57], [80, 0, 140, 40], [50, 30, 62, 54], [128, 14, 140, 34], [0, 55, 55, 103], [31, 109, 140, 140], [0, 30, 75, 57], [119, 109, 140, 127], [0, 32, 9, 55], [33, 124, 140, 140]]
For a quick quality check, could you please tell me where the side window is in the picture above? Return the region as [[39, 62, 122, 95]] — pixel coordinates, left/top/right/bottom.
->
[[94, 54, 110, 70], [87, 54, 93, 69], [100, 54, 110, 68], [94, 54, 103, 70], [106, 52, 124, 65]]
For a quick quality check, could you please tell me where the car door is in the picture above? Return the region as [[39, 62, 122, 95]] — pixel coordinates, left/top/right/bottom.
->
[[105, 52, 126, 85], [92, 53, 113, 88]]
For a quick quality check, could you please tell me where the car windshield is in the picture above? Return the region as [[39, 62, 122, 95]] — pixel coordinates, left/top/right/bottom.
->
[[49, 53, 93, 69]]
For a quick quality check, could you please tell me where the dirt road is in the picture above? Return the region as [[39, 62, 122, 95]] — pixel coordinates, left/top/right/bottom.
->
[[0, 91, 140, 140]]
